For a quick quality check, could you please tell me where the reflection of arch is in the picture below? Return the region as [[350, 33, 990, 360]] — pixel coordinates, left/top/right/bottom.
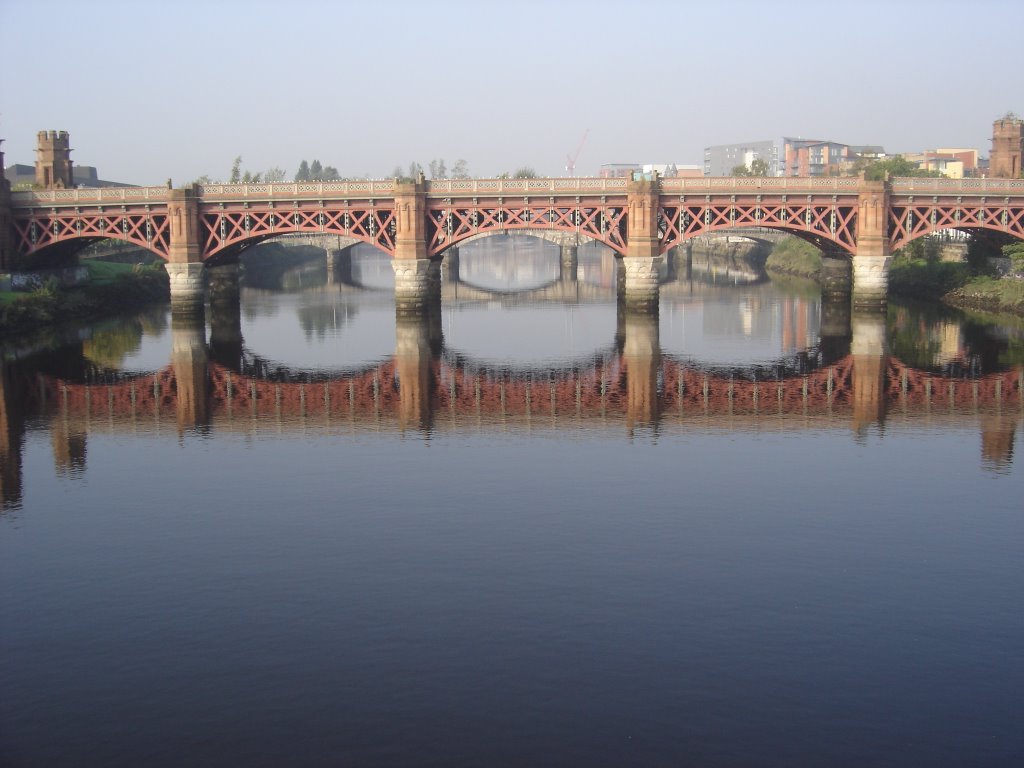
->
[[453, 229, 598, 250], [33, 357, 1024, 423]]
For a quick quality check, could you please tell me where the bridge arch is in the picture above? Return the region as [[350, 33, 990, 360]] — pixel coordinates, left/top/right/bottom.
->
[[199, 204, 397, 261]]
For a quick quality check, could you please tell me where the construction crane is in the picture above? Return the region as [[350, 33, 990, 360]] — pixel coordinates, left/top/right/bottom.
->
[[565, 129, 589, 177]]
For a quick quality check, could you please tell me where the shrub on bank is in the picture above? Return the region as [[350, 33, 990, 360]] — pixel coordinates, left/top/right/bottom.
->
[[764, 237, 822, 278], [0, 263, 170, 340]]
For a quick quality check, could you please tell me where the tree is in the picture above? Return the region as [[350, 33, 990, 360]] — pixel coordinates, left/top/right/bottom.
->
[[229, 156, 243, 184], [263, 167, 287, 183], [429, 159, 447, 179], [295, 160, 311, 182], [863, 155, 942, 181], [310, 160, 323, 180], [513, 167, 538, 179], [320, 165, 340, 181], [451, 159, 469, 179], [408, 162, 423, 180], [391, 165, 404, 180], [731, 159, 769, 177]]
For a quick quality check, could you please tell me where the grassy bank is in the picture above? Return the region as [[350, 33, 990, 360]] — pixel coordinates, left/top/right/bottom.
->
[[0, 260, 170, 341], [889, 256, 1024, 316], [764, 237, 822, 279]]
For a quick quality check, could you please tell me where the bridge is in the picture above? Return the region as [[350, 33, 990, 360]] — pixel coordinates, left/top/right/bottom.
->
[[5, 175, 1024, 310]]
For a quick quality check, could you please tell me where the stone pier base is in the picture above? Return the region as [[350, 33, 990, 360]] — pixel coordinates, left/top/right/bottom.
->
[[820, 255, 852, 300], [442, 247, 460, 283], [392, 258, 441, 313], [166, 262, 206, 312], [621, 255, 661, 309], [852, 254, 891, 309]]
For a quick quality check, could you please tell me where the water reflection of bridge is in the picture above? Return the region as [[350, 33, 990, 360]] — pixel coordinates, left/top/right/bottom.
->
[[2, 308, 1020, 509]]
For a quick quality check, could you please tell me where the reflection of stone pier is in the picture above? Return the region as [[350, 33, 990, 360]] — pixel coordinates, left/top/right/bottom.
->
[[851, 309, 889, 433], [622, 308, 660, 429], [172, 310, 210, 433], [0, 364, 25, 507], [395, 310, 438, 433]]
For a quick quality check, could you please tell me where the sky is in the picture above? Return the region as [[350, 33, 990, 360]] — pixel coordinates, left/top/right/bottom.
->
[[1, 0, 1021, 186]]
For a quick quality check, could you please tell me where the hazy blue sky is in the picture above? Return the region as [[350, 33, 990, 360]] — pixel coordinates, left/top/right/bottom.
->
[[2, 0, 1021, 185]]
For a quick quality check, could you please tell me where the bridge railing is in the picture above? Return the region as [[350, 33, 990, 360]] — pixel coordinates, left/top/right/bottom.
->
[[425, 178, 629, 195], [659, 177, 862, 193], [197, 180, 398, 199], [11, 186, 172, 205], [889, 177, 1024, 193]]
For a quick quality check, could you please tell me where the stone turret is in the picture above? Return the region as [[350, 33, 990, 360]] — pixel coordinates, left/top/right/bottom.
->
[[989, 114, 1023, 178], [35, 130, 74, 189]]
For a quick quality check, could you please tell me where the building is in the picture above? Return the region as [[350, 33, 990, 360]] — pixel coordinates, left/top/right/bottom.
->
[[599, 163, 639, 179], [703, 140, 779, 176], [990, 113, 1023, 178], [782, 138, 885, 177], [4, 163, 114, 188]]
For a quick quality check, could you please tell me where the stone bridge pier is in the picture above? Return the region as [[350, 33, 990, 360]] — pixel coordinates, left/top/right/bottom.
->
[[326, 247, 354, 286], [852, 181, 891, 308], [621, 178, 662, 310], [559, 244, 578, 282], [391, 179, 441, 313], [165, 187, 207, 313]]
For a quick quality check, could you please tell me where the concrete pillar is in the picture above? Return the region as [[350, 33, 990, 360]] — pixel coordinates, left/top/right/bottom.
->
[[851, 309, 889, 434], [395, 311, 436, 433], [623, 177, 663, 309], [820, 253, 852, 300], [442, 246, 460, 283], [559, 244, 578, 282], [327, 247, 353, 286], [853, 180, 891, 309], [171, 310, 210, 433], [167, 187, 206, 311], [622, 307, 661, 431]]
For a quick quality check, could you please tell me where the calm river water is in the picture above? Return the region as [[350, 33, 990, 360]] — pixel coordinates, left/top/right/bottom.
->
[[1, 239, 1022, 767]]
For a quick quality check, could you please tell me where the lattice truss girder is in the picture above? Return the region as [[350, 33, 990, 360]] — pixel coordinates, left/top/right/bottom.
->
[[888, 197, 1024, 251], [201, 204, 397, 257], [12, 209, 171, 257], [425, 198, 628, 255], [658, 197, 858, 253]]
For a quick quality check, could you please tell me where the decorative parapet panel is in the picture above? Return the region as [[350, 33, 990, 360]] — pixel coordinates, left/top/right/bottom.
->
[[198, 180, 397, 200], [889, 178, 1024, 194], [12, 186, 171, 205], [426, 178, 629, 196], [660, 177, 861, 193]]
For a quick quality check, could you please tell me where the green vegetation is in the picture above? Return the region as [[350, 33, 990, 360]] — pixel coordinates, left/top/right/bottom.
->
[[764, 237, 822, 278], [730, 158, 770, 177], [0, 261, 169, 341], [859, 155, 942, 181]]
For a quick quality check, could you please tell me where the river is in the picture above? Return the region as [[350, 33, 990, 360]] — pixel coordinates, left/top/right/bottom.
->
[[1, 237, 1021, 767]]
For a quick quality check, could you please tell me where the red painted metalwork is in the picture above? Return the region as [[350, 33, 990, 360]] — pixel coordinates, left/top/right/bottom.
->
[[425, 196, 628, 255], [12, 207, 170, 258], [200, 202, 396, 257], [889, 194, 1024, 251], [658, 197, 859, 255]]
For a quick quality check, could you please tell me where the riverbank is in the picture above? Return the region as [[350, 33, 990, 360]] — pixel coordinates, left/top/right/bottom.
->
[[765, 236, 1024, 316], [0, 260, 170, 342]]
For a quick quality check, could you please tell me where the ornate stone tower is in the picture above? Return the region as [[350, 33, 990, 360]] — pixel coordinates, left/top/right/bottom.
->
[[35, 130, 74, 189], [990, 114, 1023, 178]]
